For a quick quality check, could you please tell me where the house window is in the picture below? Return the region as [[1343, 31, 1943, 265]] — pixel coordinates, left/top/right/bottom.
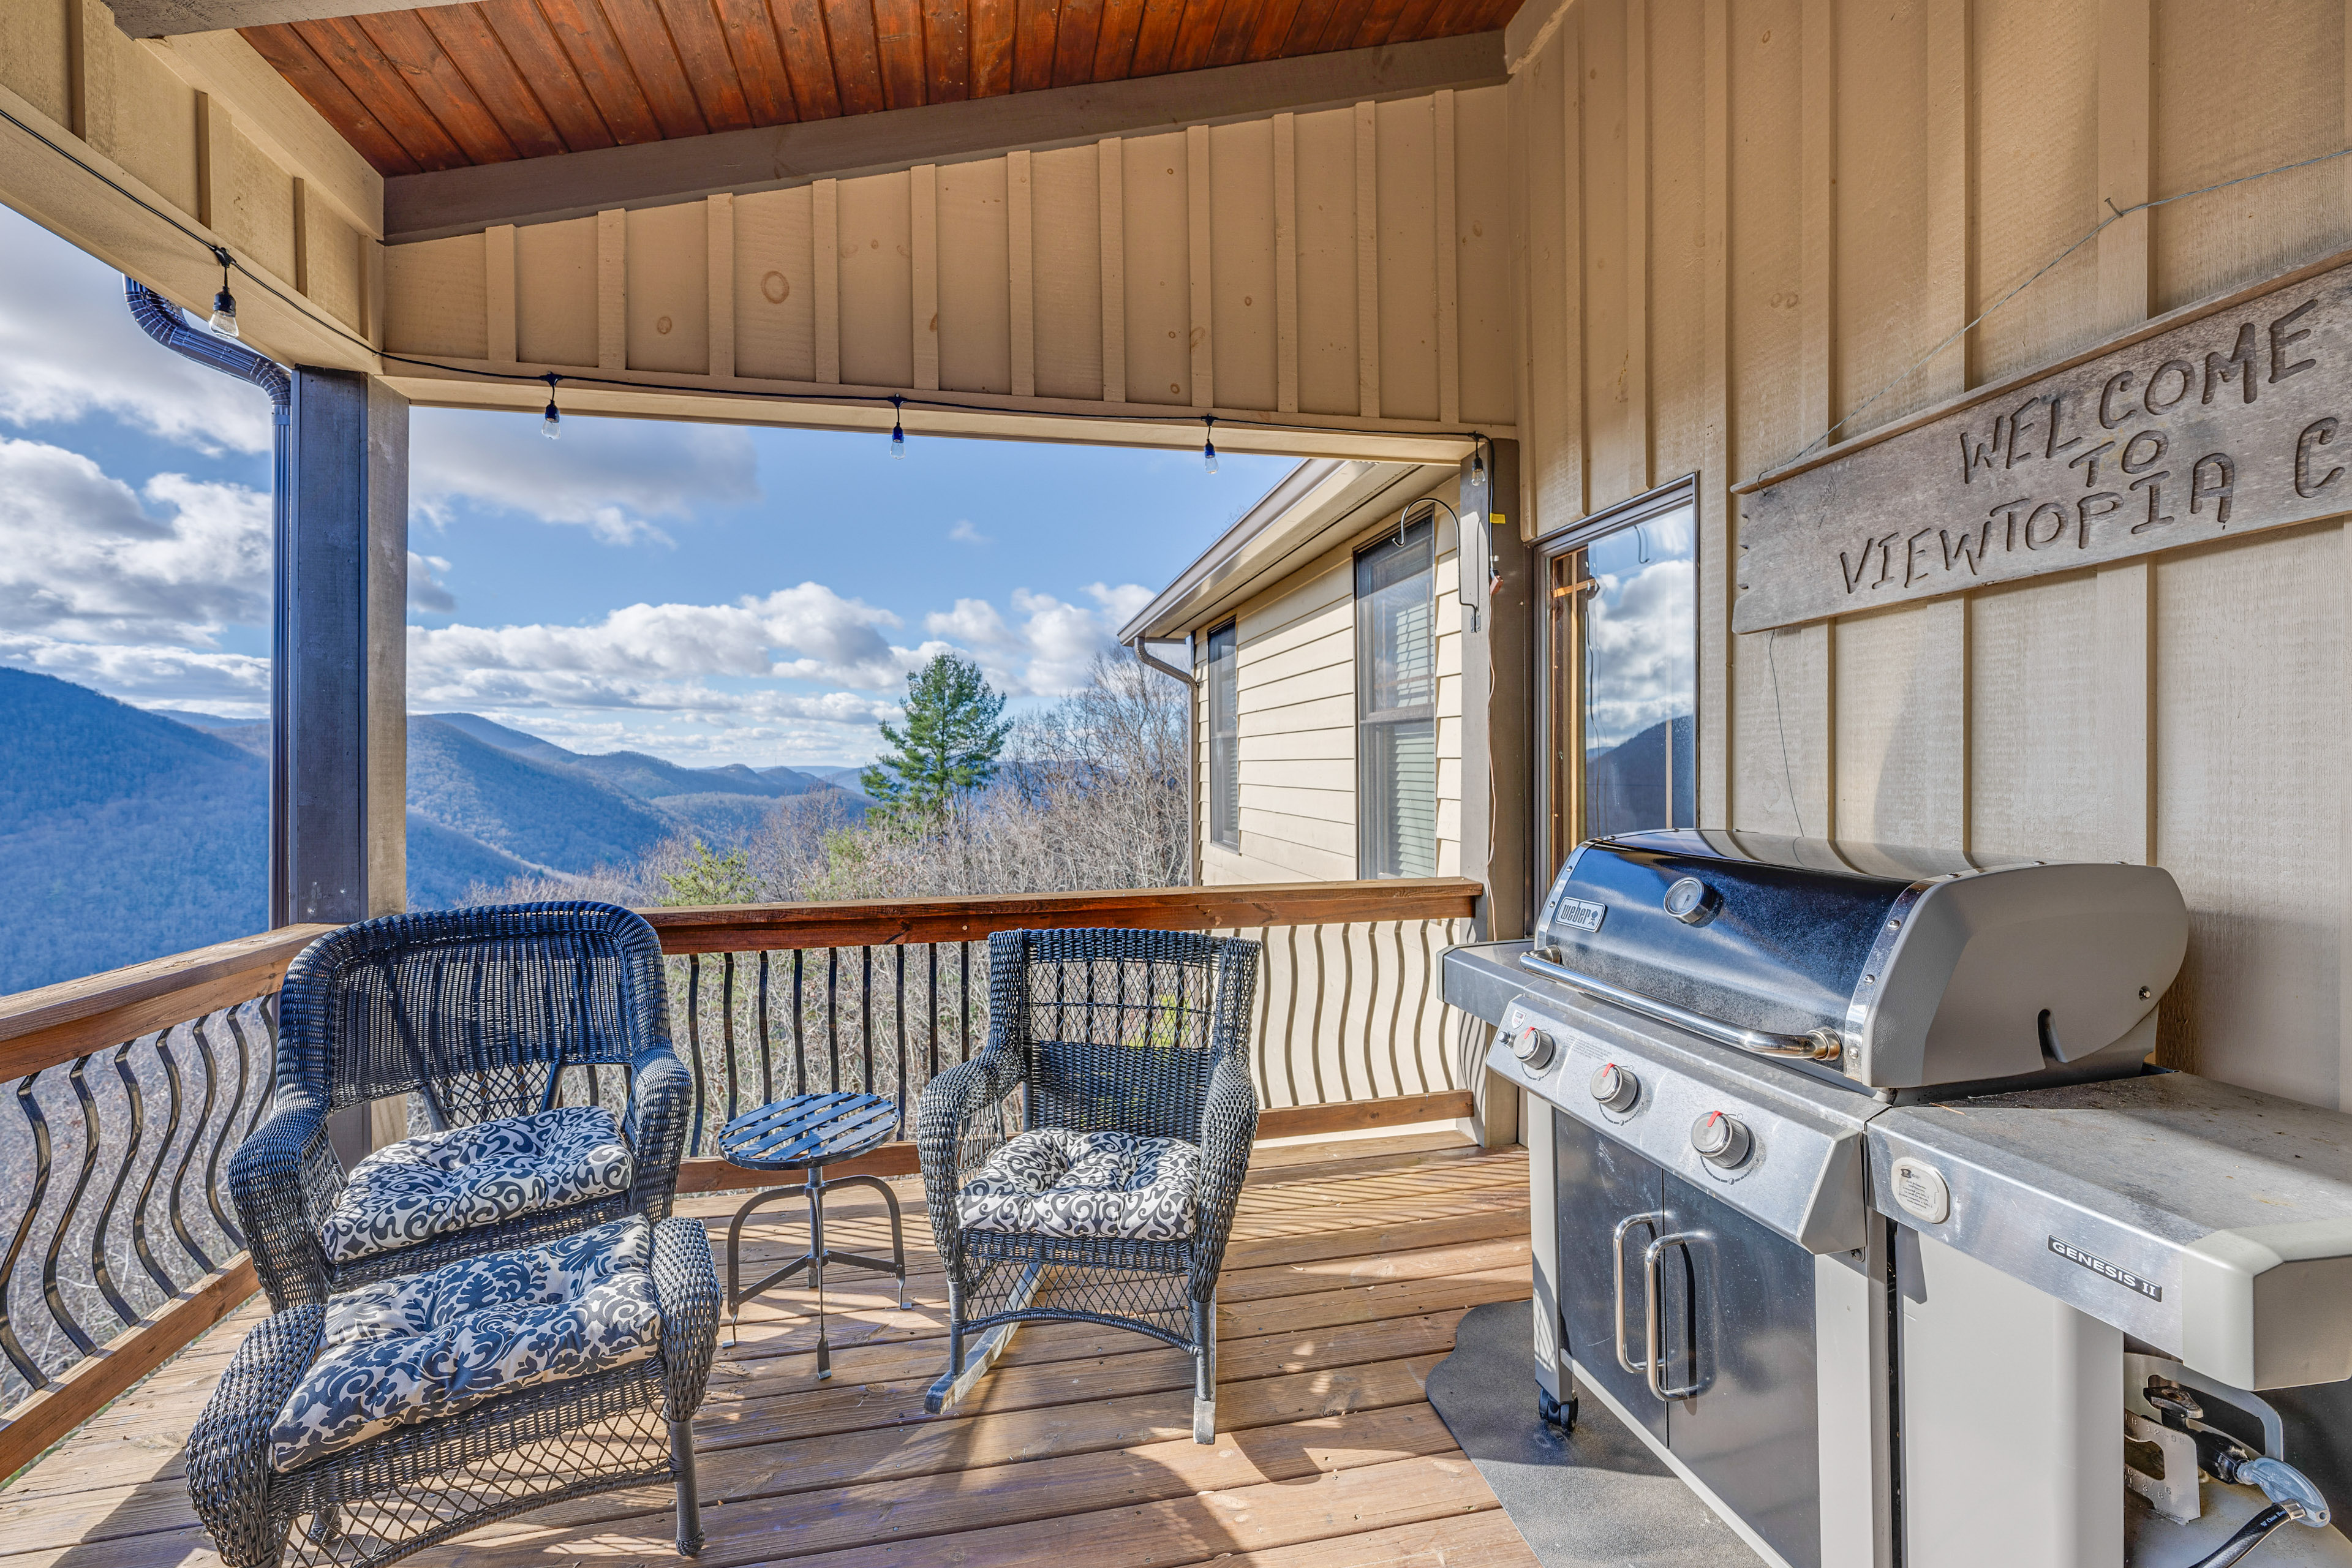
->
[[1539, 480, 1698, 882], [1357, 518, 1438, 878], [1206, 621, 1240, 851]]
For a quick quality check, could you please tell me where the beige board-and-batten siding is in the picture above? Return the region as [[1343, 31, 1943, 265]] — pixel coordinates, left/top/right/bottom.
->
[[1504, 0, 2352, 1113], [1191, 480, 1468, 1110]]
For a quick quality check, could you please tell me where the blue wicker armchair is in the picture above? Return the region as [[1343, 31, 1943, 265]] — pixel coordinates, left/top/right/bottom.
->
[[228, 902, 693, 1313]]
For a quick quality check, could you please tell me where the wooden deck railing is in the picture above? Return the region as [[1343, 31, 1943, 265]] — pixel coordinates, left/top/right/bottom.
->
[[0, 876, 1484, 1478]]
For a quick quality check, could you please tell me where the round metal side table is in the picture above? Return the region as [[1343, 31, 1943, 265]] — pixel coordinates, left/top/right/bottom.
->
[[716, 1090, 908, 1379]]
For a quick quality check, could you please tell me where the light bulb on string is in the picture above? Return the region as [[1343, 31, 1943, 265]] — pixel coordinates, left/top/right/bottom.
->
[[206, 246, 238, 338], [1201, 416, 1218, 476], [1471, 438, 1486, 486], [890, 397, 907, 459], [540, 374, 562, 440]]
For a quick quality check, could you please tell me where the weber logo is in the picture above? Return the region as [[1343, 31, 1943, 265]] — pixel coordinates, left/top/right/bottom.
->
[[2049, 1237, 2162, 1302], [1556, 898, 1606, 933]]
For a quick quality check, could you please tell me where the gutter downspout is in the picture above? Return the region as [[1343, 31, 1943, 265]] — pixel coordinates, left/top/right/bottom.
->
[[126, 279, 295, 925], [1129, 636, 1200, 886]]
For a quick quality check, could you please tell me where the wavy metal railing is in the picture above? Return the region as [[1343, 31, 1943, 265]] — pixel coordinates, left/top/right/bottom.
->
[[0, 995, 276, 1411]]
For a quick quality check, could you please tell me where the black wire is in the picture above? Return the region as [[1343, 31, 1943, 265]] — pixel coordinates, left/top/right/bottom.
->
[[0, 95, 1490, 445], [2184, 1503, 2297, 1568]]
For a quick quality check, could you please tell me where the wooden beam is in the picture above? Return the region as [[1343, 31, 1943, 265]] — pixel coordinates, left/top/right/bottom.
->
[[597, 208, 626, 370], [0, 1257, 257, 1485], [1354, 99, 1379, 418], [1186, 122, 1213, 409], [380, 32, 1511, 241], [1432, 88, 1458, 428], [1008, 148, 1036, 397], [106, 1, 424, 36], [485, 222, 517, 364], [1099, 136, 1126, 404], [815, 179, 842, 383], [1273, 110, 1298, 412], [707, 193, 736, 379], [911, 162, 940, 389]]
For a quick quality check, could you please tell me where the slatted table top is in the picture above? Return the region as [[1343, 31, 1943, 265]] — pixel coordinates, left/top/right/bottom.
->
[[718, 1091, 901, 1171]]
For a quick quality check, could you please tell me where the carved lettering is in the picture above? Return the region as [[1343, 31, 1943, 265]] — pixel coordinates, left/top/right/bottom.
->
[[1960, 423, 2002, 484], [2294, 418, 2343, 499], [2100, 371, 2140, 429], [2076, 491, 2123, 547], [2025, 502, 2070, 549], [2189, 453, 2236, 526], [2203, 322, 2260, 405], [1989, 496, 2031, 552], [2145, 359, 2195, 415], [1902, 527, 1938, 586], [1839, 537, 1878, 594], [2128, 472, 2173, 533], [2006, 397, 2041, 469], [2068, 439, 2118, 488], [2046, 391, 2084, 458], [2271, 298, 2319, 383], [1941, 522, 1994, 575], [1869, 532, 1901, 587], [2119, 431, 2167, 475]]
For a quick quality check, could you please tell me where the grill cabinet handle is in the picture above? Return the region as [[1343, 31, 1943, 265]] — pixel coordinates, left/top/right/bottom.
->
[[1519, 948, 1845, 1063], [1611, 1210, 1665, 1375], [1643, 1231, 1708, 1401]]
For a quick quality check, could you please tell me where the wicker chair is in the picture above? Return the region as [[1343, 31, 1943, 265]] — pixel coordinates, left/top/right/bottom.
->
[[916, 927, 1260, 1443], [186, 1213, 719, 1568], [229, 902, 693, 1313]]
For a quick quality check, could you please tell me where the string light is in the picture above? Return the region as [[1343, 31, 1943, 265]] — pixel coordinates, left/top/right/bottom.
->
[[890, 395, 906, 459], [206, 244, 238, 338], [1201, 415, 1218, 475], [1470, 436, 1487, 486], [540, 372, 561, 440]]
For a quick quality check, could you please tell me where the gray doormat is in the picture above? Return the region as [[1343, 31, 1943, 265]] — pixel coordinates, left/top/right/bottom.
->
[[1425, 1299, 1765, 1567]]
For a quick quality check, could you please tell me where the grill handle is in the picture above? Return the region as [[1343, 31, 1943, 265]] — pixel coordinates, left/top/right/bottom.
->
[[1518, 948, 1845, 1063], [1611, 1211, 1665, 1376], [1644, 1231, 1709, 1401]]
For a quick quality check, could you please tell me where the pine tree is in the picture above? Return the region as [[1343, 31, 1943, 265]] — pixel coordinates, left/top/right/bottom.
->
[[861, 652, 1011, 820], [658, 840, 761, 906]]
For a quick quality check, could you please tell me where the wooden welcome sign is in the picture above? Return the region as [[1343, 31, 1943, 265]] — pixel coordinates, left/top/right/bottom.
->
[[1733, 247, 2352, 632]]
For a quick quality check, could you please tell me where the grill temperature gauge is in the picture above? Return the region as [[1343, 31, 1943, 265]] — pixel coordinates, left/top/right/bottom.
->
[[1509, 1023, 1556, 1069], [1691, 1111, 1754, 1169], [1589, 1061, 1640, 1112]]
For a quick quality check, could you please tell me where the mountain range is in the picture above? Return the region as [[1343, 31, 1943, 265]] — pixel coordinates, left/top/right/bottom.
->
[[1, 671, 867, 994]]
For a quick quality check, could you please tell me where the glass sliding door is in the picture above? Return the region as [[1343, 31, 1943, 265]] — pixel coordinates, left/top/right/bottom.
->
[[1541, 486, 1698, 881]]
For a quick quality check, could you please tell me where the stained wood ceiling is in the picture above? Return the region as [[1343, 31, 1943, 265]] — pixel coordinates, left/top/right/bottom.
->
[[243, 0, 1521, 176]]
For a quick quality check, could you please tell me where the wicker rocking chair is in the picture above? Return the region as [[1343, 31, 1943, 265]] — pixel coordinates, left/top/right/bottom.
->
[[916, 927, 1260, 1442], [228, 902, 694, 1313]]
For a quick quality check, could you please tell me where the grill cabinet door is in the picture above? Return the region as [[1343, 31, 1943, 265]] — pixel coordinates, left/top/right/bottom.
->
[[1552, 1113, 1667, 1441], [1657, 1169, 1823, 1568]]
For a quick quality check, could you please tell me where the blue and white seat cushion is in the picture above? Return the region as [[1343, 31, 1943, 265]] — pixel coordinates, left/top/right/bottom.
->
[[268, 1216, 662, 1472], [956, 1128, 1200, 1242], [318, 1106, 633, 1264]]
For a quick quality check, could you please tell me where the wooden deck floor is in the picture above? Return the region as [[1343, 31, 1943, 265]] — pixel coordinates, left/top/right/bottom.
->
[[0, 1131, 1539, 1568]]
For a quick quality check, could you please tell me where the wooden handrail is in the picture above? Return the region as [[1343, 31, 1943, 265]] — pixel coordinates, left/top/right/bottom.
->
[[641, 876, 1483, 954], [0, 924, 335, 1082]]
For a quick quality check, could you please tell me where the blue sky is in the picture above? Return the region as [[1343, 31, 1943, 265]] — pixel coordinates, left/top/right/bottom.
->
[[0, 201, 1290, 767]]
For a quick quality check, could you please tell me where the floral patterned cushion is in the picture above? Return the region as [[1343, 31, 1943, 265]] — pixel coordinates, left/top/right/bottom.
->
[[956, 1128, 1200, 1242], [268, 1216, 662, 1472], [318, 1106, 633, 1265]]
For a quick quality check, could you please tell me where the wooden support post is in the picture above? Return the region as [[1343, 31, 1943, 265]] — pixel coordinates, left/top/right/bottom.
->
[[1274, 112, 1298, 414], [1434, 89, 1460, 429], [1355, 100, 1379, 420], [1099, 137, 1125, 404], [1186, 123, 1213, 409]]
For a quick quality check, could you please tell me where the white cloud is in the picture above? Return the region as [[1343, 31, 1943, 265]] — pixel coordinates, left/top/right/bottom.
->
[[0, 211, 276, 455], [410, 408, 760, 545], [409, 552, 456, 613], [0, 437, 270, 646], [1584, 556, 1696, 747], [921, 581, 1153, 695], [949, 519, 990, 544], [0, 633, 270, 711]]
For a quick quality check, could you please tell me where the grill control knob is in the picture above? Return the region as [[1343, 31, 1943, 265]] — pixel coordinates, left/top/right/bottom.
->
[[1589, 1061, 1640, 1112], [1691, 1111, 1754, 1169], [1509, 1024, 1556, 1069]]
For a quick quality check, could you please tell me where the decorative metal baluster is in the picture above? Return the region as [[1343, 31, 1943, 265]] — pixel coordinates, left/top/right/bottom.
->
[[894, 946, 908, 1131], [860, 947, 873, 1095], [44, 1060, 103, 1354], [958, 941, 971, 1061], [926, 944, 940, 1080], [791, 950, 805, 1096], [1386, 921, 1411, 1096], [755, 952, 773, 1103], [157, 1030, 214, 1273], [1280, 925, 1304, 1107], [1413, 920, 1438, 1091], [720, 953, 739, 1127], [224, 1003, 260, 1149], [253, 994, 281, 1140], [825, 949, 840, 1094], [686, 956, 706, 1155], [190, 1016, 240, 1248], [82, 1046, 142, 1331], [115, 1040, 175, 1298], [0, 1077, 56, 1389], [1332, 924, 1354, 1102]]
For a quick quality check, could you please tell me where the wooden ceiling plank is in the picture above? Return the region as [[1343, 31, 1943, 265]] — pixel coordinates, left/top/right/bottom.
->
[[1311, 0, 1377, 52], [1377, 0, 1440, 43], [767, 0, 846, 118], [415, 4, 574, 157], [816, 0, 888, 114], [658, 0, 760, 131], [1050, 0, 1102, 85], [1348, 0, 1408, 48], [969, 0, 1015, 96], [475, 0, 620, 149], [1126, 0, 1188, 76], [589, 0, 712, 138], [1275, 0, 1338, 55], [1167, 0, 1227, 72], [292, 16, 473, 171], [1204, 0, 1265, 66], [1011, 0, 1058, 91], [872, 0, 930, 108], [1236, 0, 1302, 58], [533, 0, 670, 143], [1087, 0, 1144, 82], [355, 10, 528, 164], [239, 23, 424, 175], [920, 0, 971, 101], [710, 0, 801, 123]]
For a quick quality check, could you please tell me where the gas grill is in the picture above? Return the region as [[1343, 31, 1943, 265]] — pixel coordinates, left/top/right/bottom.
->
[[1442, 829, 2193, 1568]]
